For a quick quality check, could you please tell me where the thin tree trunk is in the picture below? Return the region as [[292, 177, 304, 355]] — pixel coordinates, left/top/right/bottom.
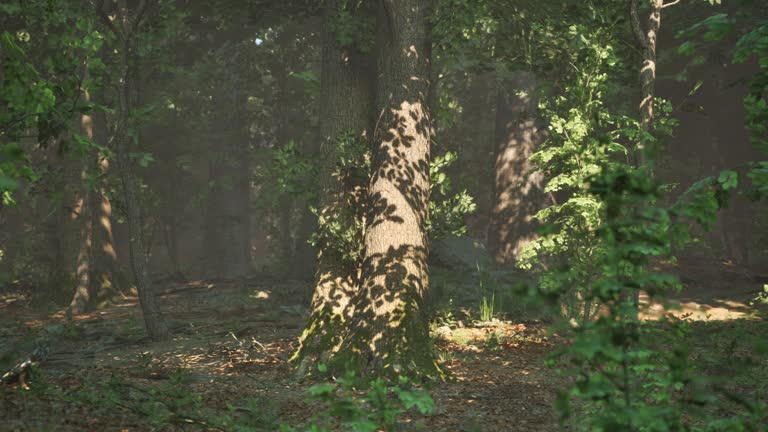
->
[[629, 0, 667, 306], [69, 172, 93, 314], [92, 146, 119, 295], [293, 0, 374, 376], [338, 0, 439, 378], [99, 0, 169, 340], [69, 64, 95, 315], [630, 0, 663, 165]]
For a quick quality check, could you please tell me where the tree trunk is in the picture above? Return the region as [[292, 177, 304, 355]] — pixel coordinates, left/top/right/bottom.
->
[[91, 145, 119, 296], [337, 0, 439, 378], [629, 0, 665, 306], [630, 0, 663, 164], [69, 67, 95, 315], [69, 169, 93, 315], [44, 162, 69, 299], [274, 28, 295, 274], [293, 0, 374, 375], [487, 72, 550, 265], [99, 0, 169, 340], [202, 88, 252, 279]]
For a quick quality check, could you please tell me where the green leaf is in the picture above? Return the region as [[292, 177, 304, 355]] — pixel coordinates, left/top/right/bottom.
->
[[308, 383, 335, 397], [717, 169, 738, 190], [0, 175, 19, 192]]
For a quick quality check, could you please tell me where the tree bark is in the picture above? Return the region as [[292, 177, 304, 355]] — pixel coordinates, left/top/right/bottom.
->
[[91, 142, 119, 296], [630, 0, 663, 164], [202, 88, 252, 279], [99, 0, 169, 340], [487, 72, 550, 265], [629, 0, 665, 306], [337, 0, 439, 378], [293, 0, 374, 375], [69, 64, 95, 315], [274, 28, 296, 274]]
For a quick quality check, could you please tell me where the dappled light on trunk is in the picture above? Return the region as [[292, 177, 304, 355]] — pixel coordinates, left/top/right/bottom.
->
[[1, 0, 767, 430], [338, 0, 438, 378], [488, 72, 552, 266]]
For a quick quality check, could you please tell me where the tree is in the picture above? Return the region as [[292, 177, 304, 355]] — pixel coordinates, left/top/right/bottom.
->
[[338, 0, 439, 377], [90, 101, 120, 298], [293, 0, 374, 374], [68, 63, 96, 315], [488, 71, 551, 265], [630, 0, 665, 166], [97, 0, 168, 340], [202, 79, 252, 280]]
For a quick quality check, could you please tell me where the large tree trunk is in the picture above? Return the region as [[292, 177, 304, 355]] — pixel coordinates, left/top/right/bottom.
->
[[202, 88, 252, 279], [487, 72, 550, 265], [337, 0, 439, 378], [99, 0, 169, 340], [293, 0, 374, 375]]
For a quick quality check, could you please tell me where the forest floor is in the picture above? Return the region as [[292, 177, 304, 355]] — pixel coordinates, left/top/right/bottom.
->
[[0, 258, 766, 431]]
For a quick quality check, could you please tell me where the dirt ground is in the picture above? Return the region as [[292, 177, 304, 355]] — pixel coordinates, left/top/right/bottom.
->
[[0, 258, 765, 431]]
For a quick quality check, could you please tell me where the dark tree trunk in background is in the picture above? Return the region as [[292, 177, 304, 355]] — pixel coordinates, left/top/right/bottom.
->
[[98, 0, 169, 341], [292, 204, 317, 280], [293, 0, 374, 375], [338, 0, 439, 378], [43, 157, 68, 298], [163, 210, 182, 278], [202, 89, 252, 279], [274, 29, 296, 274], [158, 107, 184, 280], [487, 72, 550, 265]]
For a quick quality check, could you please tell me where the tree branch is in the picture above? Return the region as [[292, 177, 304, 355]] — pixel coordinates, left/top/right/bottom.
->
[[129, 0, 150, 36], [629, 0, 648, 49], [95, 0, 123, 41], [662, 0, 681, 8]]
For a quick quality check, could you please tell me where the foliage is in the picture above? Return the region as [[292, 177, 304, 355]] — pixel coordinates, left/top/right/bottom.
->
[[329, 0, 375, 54], [284, 366, 434, 432], [428, 151, 477, 239], [677, 8, 768, 196], [272, 139, 319, 201], [512, 4, 768, 430], [517, 21, 646, 322], [549, 160, 697, 431], [0, 1, 104, 206], [283, 129, 477, 267]]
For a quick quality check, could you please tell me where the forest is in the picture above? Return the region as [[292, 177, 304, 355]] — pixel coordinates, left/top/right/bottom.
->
[[1, 0, 767, 430]]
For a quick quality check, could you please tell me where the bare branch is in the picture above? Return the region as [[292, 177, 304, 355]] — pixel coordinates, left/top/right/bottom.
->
[[662, 0, 681, 8]]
